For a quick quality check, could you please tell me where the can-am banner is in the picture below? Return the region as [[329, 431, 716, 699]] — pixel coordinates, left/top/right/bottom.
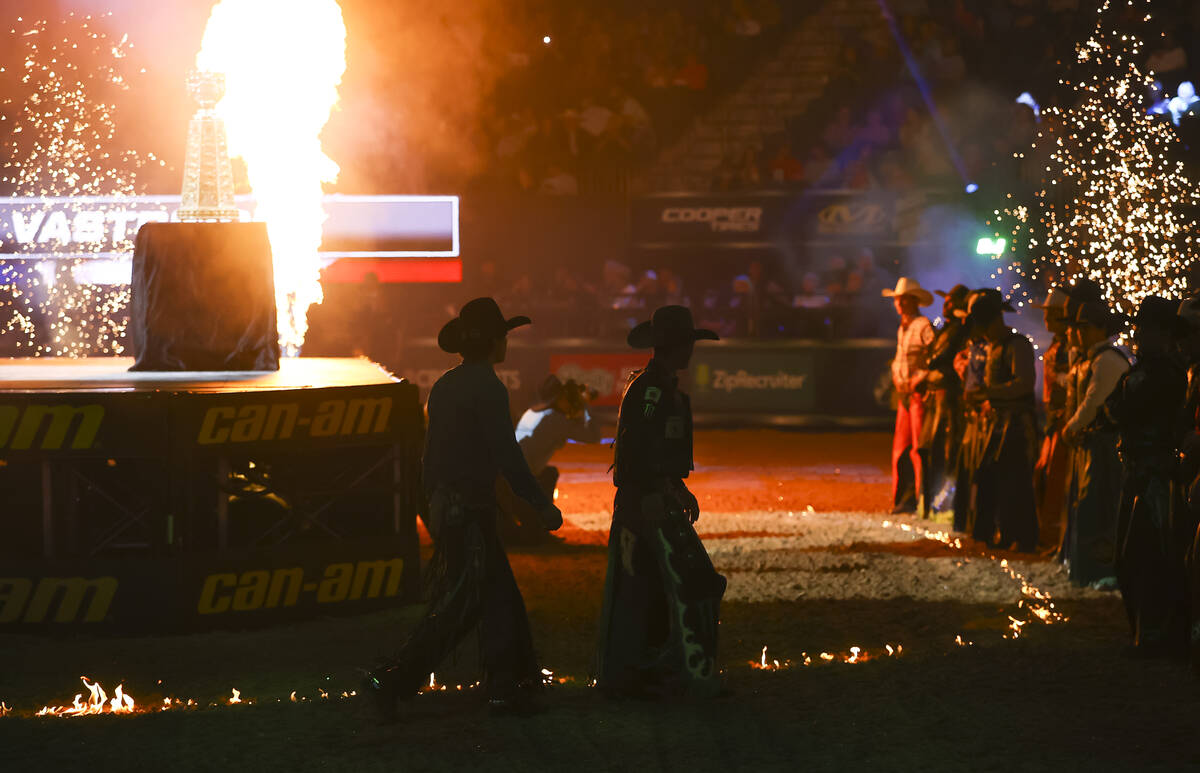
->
[[631, 190, 932, 249], [0, 194, 460, 282]]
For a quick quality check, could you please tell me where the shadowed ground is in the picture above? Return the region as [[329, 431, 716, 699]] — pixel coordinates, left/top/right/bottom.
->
[[1, 431, 1196, 772]]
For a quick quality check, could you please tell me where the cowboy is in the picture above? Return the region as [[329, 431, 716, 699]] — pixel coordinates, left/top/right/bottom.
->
[[362, 297, 563, 720], [1062, 298, 1130, 588], [497, 375, 603, 544], [962, 289, 1039, 551], [1176, 296, 1200, 668], [1032, 286, 1073, 550], [921, 284, 970, 513], [1108, 296, 1189, 656], [596, 305, 726, 699], [951, 291, 989, 534], [883, 277, 936, 515]]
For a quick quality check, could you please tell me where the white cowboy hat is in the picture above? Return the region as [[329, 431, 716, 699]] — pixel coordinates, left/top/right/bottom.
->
[[881, 277, 933, 307], [1031, 286, 1070, 310]]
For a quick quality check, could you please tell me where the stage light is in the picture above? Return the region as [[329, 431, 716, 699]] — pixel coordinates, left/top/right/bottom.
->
[[976, 237, 1006, 256], [965, 182, 979, 194]]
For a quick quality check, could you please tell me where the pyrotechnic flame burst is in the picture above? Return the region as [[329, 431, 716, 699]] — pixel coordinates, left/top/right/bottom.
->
[[195, 0, 347, 354], [992, 0, 1199, 310]]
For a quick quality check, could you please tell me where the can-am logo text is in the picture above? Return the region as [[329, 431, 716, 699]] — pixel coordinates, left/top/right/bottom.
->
[[0, 576, 117, 623], [197, 397, 392, 444], [661, 207, 763, 233], [0, 404, 104, 450]]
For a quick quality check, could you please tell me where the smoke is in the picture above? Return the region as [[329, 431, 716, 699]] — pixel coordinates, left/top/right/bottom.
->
[[322, 0, 533, 193], [19, 0, 526, 195]]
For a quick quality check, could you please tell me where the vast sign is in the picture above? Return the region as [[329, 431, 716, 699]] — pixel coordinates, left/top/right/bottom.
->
[[0, 194, 460, 283]]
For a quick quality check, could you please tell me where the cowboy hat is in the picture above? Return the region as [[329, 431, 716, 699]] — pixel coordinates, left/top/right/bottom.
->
[[1031, 286, 1070, 310], [628, 305, 719, 349], [881, 277, 933, 306], [963, 288, 1016, 327], [1179, 295, 1200, 331], [936, 283, 969, 300], [1064, 298, 1125, 337], [1132, 295, 1192, 337], [438, 297, 531, 354]]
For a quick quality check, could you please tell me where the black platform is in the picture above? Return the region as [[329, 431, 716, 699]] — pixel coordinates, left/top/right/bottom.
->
[[0, 356, 423, 632]]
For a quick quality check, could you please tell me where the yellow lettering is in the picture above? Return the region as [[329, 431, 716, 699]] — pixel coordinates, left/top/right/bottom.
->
[[10, 405, 104, 450], [265, 568, 303, 608], [197, 407, 235, 445], [263, 404, 298, 441], [0, 406, 18, 447], [197, 573, 237, 614], [0, 578, 33, 623], [316, 562, 353, 603], [349, 559, 404, 600], [232, 570, 270, 611], [231, 405, 267, 443], [311, 400, 345, 437], [23, 577, 117, 623], [341, 398, 391, 435]]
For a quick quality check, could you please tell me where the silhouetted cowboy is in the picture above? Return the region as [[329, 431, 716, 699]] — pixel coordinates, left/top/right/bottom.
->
[[596, 305, 725, 699], [363, 297, 562, 720]]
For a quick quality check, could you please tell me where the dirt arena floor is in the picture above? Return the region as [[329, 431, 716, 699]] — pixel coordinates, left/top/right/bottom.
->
[[2, 430, 1199, 772]]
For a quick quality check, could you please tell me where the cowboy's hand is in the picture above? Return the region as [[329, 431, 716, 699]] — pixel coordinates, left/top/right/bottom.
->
[[538, 503, 563, 532], [678, 486, 700, 524]]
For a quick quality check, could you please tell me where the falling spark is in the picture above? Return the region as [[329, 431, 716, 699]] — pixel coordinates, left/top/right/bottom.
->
[[992, 0, 1198, 311], [195, 0, 347, 354], [0, 15, 149, 355]]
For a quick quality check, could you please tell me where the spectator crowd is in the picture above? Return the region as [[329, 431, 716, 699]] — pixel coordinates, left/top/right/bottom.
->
[[479, 0, 789, 195]]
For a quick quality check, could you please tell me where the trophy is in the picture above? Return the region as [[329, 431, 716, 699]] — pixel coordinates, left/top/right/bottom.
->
[[178, 70, 240, 221]]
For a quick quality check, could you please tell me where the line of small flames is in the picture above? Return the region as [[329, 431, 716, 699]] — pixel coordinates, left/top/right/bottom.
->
[[750, 643, 904, 671], [750, 517, 1068, 670], [878, 519, 1069, 639], [6, 668, 573, 719]]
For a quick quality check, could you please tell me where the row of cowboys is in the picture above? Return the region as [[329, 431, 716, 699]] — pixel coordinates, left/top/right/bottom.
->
[[889, 275, 1200, 660]]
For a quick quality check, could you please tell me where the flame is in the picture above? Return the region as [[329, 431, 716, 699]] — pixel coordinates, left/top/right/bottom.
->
[[195, 0, 347, 353], [34, 677, 135, 717], [228, 688, 241, 704]]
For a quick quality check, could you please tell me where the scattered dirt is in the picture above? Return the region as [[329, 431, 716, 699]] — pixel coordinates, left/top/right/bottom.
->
[[0, 430, 1195, 772]]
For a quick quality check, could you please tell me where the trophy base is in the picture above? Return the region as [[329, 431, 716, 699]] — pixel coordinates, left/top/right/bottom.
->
[[177, 207, 242, 222]]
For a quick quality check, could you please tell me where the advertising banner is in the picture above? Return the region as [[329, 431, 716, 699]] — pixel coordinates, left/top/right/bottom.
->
[[0, 536, 414, 631], [631, 190, 902, 249], [548, 352, 648, 407], [172, 382, 420, 455], [687, 342, 894, 422], [0, 392, 168, 459], [390, 339, 893, 425], [689, 349, 816, 414]]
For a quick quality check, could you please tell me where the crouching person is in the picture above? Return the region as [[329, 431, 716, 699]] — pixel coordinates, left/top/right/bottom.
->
[[497, 375, 602, 544], [362, 298, 563, 720], [596, 306, 726, 699]]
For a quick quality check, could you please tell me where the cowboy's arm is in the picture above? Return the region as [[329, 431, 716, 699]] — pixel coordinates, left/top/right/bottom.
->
[[483, 379, 560, 527], [908, 319, 934, 390], [565, 409, 603, 443], [1065, 350, 1130, 436]]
